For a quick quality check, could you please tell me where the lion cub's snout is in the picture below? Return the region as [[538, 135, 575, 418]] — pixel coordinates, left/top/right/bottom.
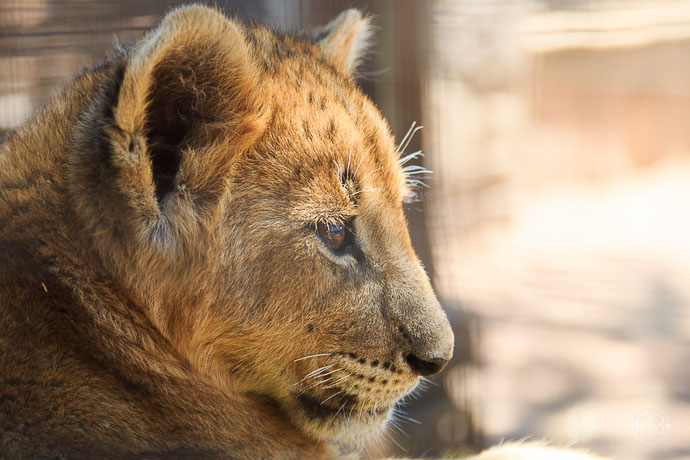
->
[[398, 305, 454, 377], [390, 265, 455, 378]]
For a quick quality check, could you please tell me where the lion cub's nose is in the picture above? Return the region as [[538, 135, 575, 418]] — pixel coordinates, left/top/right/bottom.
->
[[404, 353, 449, 376]]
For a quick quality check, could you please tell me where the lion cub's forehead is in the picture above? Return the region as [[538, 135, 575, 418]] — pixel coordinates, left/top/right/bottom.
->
[[241, 23, 407, 213]]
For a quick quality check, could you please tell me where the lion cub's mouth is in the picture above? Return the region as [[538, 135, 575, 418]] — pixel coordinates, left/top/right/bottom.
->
[[290, 351, 417, 437], [294, 392, 391, 420]]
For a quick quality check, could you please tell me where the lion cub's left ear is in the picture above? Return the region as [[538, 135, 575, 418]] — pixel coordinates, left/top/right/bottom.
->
[[315, 9, 373, 75], [71, 5, 266, 253]]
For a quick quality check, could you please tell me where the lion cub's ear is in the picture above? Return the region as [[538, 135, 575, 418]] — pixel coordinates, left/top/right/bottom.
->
[[113, 5, 263, 205], [315, 9, 373, 76]]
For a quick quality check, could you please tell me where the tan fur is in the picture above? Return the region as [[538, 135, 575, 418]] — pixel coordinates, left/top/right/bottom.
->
[[0, 5, 453, 459]]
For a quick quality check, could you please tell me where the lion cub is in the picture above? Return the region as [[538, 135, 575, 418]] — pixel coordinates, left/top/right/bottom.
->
[[0, 5, 603, 460]]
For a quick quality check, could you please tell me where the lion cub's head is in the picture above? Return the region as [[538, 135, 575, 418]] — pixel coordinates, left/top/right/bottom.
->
[[69, 5, 453, 444]]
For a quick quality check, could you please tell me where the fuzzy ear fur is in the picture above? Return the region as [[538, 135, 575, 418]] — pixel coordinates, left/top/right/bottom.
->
[[69, 5, 267, 255], [315, 9, 373, 75], [114, 5, 265, 204]]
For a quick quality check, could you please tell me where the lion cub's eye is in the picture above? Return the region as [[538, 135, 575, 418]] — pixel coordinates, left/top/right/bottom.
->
[[317, 222, 346, 252]]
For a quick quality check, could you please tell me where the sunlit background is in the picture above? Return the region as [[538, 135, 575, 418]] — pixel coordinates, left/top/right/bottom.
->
[[2, 1, 689, 459]]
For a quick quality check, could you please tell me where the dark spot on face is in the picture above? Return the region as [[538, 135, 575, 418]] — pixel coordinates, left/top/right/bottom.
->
[[320, 96, 327, 110], [382, 379, 388, 385], [128, 139, 134, 151], [397, 325, 405, 333], [348, 353, 357, 359], [326, 118, 336, 140], [306, 323, 314, 332], [382, 362, 390, 369], [358, 358, 366, 364], [357, 374, 364, 379], [302, 120, 312, 141], [371, 360, 379, 367], [390, 365, 397, 372], [394, 379, 400, 384], [368, 377, 375, 383], [308, 91, 314, 105]]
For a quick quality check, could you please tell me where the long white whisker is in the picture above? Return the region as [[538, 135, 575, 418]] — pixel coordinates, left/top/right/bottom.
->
[[293, 353, 331, 362], [312, 368, 340, 380], [304, 364, 334, 379], [359, 166, 382, 184], [389, 413, 411, 437], [357, 401, 365, 425], [392, 408, 420, 424], [396, 121, 417, 153], [323, 373, 351, 389], [320, 390, 345, 405], [406, 179, 429, 188], [399, 150, 423, 165], [420, 376, 439, 387], [382, 422, 406, 452], [397, 122, 423, 155], [402, 165, 433, 176], [330, 401, 348, 425], [333, 160, 342, 182], [304, 369, 344, 391], [351, 187, 374, 197], [353, 152, 366, 178]]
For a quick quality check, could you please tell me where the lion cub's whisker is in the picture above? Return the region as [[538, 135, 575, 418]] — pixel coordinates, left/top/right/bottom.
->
[[388, 415, 411, 439], [419, 375, 438, 386], [292, 353, 331, 362], [323, 373, 350, 389], [358, 166, 382, 183], [391, 408, 420, 425], [396, 121, 423, 155], [353, 152, 366, 179], [303, 364, 334, 379], [329, 400, 349, 425], [319, 389, 345, 406], [297, 369, 342, 390], [350, 187, 374, 197], [309, 369, 340, 382], [398, 150, 423, 166]]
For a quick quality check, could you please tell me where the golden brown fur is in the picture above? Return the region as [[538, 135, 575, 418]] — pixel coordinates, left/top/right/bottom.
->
[[0, 5, 453, 459]]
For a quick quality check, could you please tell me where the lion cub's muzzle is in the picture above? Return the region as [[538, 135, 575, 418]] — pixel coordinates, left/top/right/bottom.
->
[[388, 268, 455, 379]]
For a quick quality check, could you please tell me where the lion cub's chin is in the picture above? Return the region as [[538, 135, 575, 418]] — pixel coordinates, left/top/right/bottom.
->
[[292, 396, 395, 444], [287, 384, 414, 444]]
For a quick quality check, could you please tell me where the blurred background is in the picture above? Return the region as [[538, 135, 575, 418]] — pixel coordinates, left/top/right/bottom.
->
[[2, 1, 689, 459]]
